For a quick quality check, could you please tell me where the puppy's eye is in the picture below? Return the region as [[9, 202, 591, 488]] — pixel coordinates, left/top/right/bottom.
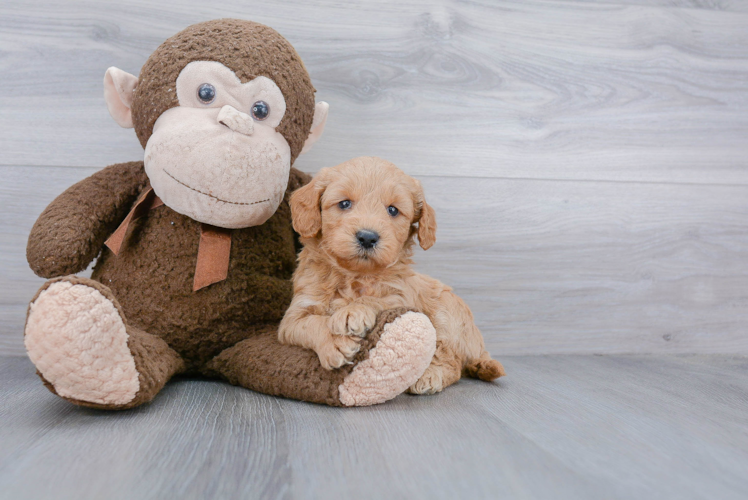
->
[[338, 200, 352, 210], [387, 206, 399, 217], [251, 100, 270, 121], [197, 83, 216, 104]]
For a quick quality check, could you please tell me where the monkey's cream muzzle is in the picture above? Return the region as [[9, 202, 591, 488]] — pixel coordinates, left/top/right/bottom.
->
[[145, 105, 291, 229], [143, 61, 293, 229]]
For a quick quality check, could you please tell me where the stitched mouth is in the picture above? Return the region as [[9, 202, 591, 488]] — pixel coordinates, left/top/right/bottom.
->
[[163, 170, 270, 206]]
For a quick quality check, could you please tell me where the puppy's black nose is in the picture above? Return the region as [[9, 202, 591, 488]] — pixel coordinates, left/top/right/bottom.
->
[[356, 230, 379, 250]]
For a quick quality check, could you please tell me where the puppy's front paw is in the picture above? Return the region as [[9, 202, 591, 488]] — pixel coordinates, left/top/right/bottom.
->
[[316, 334, 361, 370], [407, 364, 445, 395], [329, 304, 378, 338]]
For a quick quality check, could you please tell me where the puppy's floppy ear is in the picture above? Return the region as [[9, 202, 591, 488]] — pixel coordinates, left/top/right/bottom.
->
[[413, 180, 437, 250], [290, 168, 331, 238]]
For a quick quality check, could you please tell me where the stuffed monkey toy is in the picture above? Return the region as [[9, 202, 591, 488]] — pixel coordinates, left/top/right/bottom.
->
[[24, 19, 436, 409]]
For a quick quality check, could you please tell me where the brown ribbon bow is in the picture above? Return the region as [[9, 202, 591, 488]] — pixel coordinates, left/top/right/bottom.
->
[[104, 188, 232, 291]]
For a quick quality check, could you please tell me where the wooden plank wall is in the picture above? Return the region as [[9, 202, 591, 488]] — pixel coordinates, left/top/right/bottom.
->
[[1, 0, 747, 356]]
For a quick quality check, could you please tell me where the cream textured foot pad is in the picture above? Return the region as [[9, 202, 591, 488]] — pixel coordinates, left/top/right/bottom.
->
[[25, 281, 140, 405], [338, 312, 437, 407]]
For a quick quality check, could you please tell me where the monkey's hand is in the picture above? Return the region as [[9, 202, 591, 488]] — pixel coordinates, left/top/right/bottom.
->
[[27, 161, 148, 278]]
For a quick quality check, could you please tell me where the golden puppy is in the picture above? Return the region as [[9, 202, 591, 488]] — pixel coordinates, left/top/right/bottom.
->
[[279, 157, 505, 394]]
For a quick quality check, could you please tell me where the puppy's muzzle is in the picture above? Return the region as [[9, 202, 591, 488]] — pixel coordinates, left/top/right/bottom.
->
[[356, 229, 379, 250]]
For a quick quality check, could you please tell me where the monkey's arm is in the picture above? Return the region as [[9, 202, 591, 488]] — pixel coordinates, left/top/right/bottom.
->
[[27, 161, 149, 278], [238, 273, 296, 325]]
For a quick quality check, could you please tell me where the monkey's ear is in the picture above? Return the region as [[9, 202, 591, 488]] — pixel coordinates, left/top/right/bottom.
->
[[413, 180, 437, 250], [290, 168, 331, 238], [104, 67, 138, 128], [300, 102, 329, 154]]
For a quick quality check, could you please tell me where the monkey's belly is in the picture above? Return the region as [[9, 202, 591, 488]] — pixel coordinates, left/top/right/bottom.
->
[[91, 204, 297, 368]]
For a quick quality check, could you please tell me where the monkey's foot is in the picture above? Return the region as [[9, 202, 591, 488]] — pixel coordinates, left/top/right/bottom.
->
[[338, 311, 436, 406], [25, 277, 141, 406]]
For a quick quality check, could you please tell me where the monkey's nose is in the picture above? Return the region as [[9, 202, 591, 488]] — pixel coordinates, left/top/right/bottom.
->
[[217, 105, 254, 136], [356, 230, 379, 250]]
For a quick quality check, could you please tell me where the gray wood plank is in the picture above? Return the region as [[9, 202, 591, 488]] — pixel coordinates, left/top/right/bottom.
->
[[414, 176, 748, 355], [3, 166, 747, 356], [560, 0, 748, 10], [1, 354, 747, 500], [0, 0, 747, 184]]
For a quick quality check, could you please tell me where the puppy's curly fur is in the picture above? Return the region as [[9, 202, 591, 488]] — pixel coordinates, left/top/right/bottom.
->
[[279, 157, 504, 394]]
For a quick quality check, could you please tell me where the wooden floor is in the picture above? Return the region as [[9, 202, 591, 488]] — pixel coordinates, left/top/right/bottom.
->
[[1, 354, 747, 500]]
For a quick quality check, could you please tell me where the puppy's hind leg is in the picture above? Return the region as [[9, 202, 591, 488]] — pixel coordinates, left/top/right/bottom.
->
[[407, 341, 462, 395], [464, 350, 505, 381], [436, 290, 506, 383]]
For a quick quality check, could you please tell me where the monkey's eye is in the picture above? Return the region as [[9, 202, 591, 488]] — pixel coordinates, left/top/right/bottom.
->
[[387, 206, 399, 217], [338, 200, 352, 210], [197, 83, 216, 104], [251, 100, 270, 121]]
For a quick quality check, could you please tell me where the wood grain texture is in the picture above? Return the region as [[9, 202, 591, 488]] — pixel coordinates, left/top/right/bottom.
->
[[0, 0, 747, 183], [3, 166, 747, 356], [415, 176, 748, 355], [1, 0, 747, 356], [1, 354, 747, 499]]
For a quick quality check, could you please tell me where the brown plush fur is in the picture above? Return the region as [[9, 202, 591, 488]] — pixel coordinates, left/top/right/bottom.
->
[[26, 161, 149, 278], [132, 19, 316, 163], [280, 157, 505, 393], [203, 308, 407, 406], [90, 163, 304, 370], [28, 162, 305, 370]]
